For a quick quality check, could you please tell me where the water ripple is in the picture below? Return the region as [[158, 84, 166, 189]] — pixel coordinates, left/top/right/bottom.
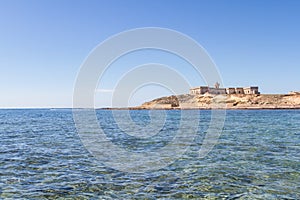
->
[[0, 109, 299, 199]]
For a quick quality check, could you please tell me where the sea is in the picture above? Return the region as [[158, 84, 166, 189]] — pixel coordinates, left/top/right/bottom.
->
[[0, 109, 299, 199]]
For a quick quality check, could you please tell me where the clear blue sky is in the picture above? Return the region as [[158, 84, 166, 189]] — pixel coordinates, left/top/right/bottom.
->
[[1, 0, 300, 108]]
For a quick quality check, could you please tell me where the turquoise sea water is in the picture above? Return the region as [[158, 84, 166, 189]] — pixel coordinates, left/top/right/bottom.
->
[[0, 109, 299, 199]]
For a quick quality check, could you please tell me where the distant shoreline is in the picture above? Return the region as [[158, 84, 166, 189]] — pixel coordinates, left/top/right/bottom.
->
[[2, 93, 300, 110], [99, 107, 300, 110]]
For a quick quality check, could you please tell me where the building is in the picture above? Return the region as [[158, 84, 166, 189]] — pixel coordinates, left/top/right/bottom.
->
[[190, 86, 209, 95], [208, 88, 227, 94], [190, 82, 260, 95], [235, 88, 245, 94], [243, 87, 259, 94], [226, 88, 236, 94]]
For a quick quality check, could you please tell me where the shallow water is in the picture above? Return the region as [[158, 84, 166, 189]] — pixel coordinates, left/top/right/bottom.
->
[[0, 109, 299, 199]]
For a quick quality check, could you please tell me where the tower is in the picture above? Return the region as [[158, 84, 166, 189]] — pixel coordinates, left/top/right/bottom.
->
[[215, 82, 220, 89]]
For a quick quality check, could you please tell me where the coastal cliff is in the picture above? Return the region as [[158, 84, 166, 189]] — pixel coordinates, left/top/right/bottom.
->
[[136, 93, 300, 109]]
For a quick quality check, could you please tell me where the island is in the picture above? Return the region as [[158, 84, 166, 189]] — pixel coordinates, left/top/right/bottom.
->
[[123, 84, 300, 110], [137, 93, 300, 110]]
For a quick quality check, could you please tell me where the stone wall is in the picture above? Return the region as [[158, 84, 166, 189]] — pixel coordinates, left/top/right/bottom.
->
[[208, 88, 227, 94]]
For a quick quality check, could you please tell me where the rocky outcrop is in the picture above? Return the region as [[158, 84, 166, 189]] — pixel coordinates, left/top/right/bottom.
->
[[137, 93, 300, 109]]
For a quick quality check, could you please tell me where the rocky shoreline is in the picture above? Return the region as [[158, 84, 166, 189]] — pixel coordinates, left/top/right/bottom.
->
[[101, 93, 300, 110]]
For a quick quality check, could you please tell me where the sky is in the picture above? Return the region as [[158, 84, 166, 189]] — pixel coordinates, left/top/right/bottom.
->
[[0, 0, 300, 108]]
